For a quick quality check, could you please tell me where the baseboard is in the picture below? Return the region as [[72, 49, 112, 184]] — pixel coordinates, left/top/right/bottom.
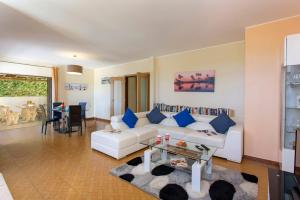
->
[[86, 117, 95, 120], [243, 155, 280, 168], [85, 117, 110, 123], [94, 117, 111, 123]]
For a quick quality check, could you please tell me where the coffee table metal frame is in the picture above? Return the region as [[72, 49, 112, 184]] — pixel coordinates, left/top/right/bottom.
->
[[141, 137, 217, 192]]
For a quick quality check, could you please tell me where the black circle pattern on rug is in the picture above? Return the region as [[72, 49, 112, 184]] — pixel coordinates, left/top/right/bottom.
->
[[119, 173, 135, 182], [159, 184, 188, 200], [151, 165, 175, 176], [241, 172, 258, 183], [126, 157, 143, 166], [209, 180, 236, 200]]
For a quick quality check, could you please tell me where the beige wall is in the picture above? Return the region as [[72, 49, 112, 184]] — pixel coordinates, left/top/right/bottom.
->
[[94, 58, 154, 119], [245, 16, 300, 162], [94, 42, 245, 122], [155, 41, 245, 122], [58, 66, 94, 118]]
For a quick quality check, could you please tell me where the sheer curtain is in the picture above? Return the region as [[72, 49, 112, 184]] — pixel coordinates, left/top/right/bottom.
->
[[52, 67, 59, 102]]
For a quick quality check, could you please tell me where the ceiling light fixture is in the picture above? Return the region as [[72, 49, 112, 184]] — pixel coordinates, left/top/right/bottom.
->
[[67, 65, 83, 75], [67, 54, 83, 75]]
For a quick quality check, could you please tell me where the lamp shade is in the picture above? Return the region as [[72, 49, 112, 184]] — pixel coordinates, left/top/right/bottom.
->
[[67, 65, 83, 75]]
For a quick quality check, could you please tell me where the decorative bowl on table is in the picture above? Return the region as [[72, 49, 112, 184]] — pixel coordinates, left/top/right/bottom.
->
[[176, 140, 187, 148]]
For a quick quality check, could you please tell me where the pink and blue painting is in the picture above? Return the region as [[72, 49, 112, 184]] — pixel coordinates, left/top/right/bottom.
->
[[174, 70, 215, 92]]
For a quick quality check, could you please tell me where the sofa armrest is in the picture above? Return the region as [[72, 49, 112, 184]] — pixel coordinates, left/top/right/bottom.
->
[[111, 121, 129, 131], [228, 124, 243, 135], [224, 124, 244, 163], [111, 115, 123, 122]]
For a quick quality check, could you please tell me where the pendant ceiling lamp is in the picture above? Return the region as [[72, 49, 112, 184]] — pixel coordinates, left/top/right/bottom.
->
[[67, 54, 83, 75], [67, 65, 83, 75]]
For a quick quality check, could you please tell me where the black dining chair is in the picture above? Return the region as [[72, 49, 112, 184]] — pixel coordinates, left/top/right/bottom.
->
[[39, 105, 60, 135], [52, 102, 62, 129], [68, 105, 82, 136], [78, 102, 87, 128]]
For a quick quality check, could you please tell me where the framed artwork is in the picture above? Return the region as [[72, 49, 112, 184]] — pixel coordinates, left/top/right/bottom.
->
[[174, 70, 215, 92], [65, 83, 88, 91], [101, 77, 111, 84]]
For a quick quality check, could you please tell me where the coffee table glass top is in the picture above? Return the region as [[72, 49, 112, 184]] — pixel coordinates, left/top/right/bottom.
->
[[140, 137, 217, 162]]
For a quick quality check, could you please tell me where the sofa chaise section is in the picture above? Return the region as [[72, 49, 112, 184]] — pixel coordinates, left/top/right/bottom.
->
[[91, 111, 243, 163]]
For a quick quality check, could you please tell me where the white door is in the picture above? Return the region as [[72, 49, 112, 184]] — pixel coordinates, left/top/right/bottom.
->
[[113, 80, 122, 115]]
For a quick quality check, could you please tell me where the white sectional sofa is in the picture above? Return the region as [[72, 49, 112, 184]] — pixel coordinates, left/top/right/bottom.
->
[[91, 111, 243, 163]]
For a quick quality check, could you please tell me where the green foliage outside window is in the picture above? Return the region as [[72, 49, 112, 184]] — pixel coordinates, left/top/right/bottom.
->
[[0, 80, 47, 97]]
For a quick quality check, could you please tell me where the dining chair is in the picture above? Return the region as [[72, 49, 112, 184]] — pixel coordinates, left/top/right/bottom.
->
[[52, 102, 62, 129], [78, 102, 87, 128], [68, 105, 82, 136], [39, 105, 60, 135], [52, 102, 62, 120]]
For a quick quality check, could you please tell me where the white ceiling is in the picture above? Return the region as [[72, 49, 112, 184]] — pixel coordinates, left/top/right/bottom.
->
[[0, 0, 300, 68]]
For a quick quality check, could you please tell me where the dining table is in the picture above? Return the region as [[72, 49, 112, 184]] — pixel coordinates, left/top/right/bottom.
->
[[52, 106, 86, 134], [52, 107, 70, 133]]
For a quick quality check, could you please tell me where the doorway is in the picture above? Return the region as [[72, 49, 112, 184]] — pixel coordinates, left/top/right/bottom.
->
[[110, 77, 125, 116], [125, 75, 137, 112], [0, 73, 51, 130], [136, 72, 150, 112], [110, 72, 150, 117]]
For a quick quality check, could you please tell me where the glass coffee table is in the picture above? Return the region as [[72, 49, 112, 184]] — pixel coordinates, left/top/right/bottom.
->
[[140, 137, 217, 192]]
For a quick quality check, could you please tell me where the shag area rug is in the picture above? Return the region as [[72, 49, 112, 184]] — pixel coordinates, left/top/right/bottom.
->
[[111, 156, 258, 200]]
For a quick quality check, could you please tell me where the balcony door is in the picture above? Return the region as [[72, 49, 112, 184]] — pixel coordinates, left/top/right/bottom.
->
[[110, 72, 150, 117], [110, 77, 125, 116], [125, 73, 150, 113], [125, 75, 137, 112], [137, 73, 150, 112]]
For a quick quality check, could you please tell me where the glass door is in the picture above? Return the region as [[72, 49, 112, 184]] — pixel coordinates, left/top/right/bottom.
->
[[110, 77, 125, 116], [284, 65, 300, 149], [125, 75, 137, 112], [137, 73, 150, 112]]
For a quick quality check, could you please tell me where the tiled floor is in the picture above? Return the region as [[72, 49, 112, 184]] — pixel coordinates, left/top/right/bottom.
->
[[0, 120, 270, 199]]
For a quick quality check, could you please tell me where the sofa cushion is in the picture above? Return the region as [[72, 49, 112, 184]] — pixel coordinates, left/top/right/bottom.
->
[[91, 131, 137, 149], [160, 117, 178, 127], [187, 121, 215, 131], [193, 114, 217, 123], [146, 107, 166, 124], [122, 108, 138, 128], [209, 112, 236, 134], [135, 117, 150, 128], [124, 127, 158, 142], [184, 131, 226, 148], [173, 109, 196, 127], [144, 124, 165, 129], [157, 126, 190, 140]]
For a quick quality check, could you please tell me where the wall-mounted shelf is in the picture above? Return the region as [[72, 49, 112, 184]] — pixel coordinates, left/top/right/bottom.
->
[[287, 82, 300, 87], [286, 107, 300, 110]]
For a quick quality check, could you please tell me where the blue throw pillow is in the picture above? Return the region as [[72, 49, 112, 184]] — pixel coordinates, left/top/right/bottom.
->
[[122, 108, 138, 128], [173, 109, 196, 127], [209, 112, 236, 134], [146, 107, 166, 124]]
